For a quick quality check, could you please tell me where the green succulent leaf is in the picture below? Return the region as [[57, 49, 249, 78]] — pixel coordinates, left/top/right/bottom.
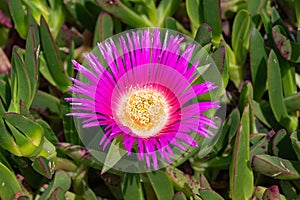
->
[[229, 104, 254, 200], [9, 46, 31, 112], [232, 9, 254, 65], [94, 0, 153, 27], [40, 16, 71, 92], [57, 143, 106, 172], [186, 0, 202, 32], [198, 188, 224, 200], [147, 170, 174, 200], [271, 129, 298, 160], [3, 113, 43, 148], [250, 28, 268, 100], [156, 0, 180, 27], [247, 0, 268, 16], [32, 156, 55, 179], [122, 173, 144, 200], [9, 0, 28, 39], [39, 170, 72, 199], [165, 165, 199, 197], [164, 16, 177, 31], [267, 50, 297, 132], [93, 12, 114, 47], [32, 90, 61, 115], [194, 24, 212, 47], [284, 92, 300, 113], [202, 0, 222, 45], [0, 162, 29, 199], [61, 94, 81, 145], [0, 115, 22, 156], [290, 131, 300, 161], [252, 154, 300, 179], [173, 192, 187, 200]]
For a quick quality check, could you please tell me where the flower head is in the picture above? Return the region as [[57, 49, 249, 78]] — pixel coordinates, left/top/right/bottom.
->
[[66, 28, 220, 170]]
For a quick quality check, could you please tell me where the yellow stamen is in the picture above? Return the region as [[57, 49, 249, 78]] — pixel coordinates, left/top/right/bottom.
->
[[118, 89, 169, 138]]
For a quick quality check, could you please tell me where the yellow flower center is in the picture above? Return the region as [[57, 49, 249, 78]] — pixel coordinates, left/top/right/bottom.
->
[[118, 89, 169, 138]]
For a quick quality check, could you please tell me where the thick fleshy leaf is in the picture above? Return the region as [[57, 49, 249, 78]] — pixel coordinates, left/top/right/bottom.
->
[[0, 162, 28, 199], [295, 1, 300, 41], [122, 173, 144, 200], [278, 48, 297, 97], [39, 52, 58, 88], [279, 180, 298, 199], [284, 92, 300, 113], [3, 113, 43, 148], [0, 77, 10, 109], [172, 192, 187, 200], [165, 16, 177, 30], [165, 165, 200, 197], [0, 151, 12, 171], [198, 189, 224, 200], [199, 173, 211, 189], [40, 16, 70, 92], [39, 170, 71, 199], [186, 0, 202, 32], [250, 131, 275, 161], [238, 81, 253, 112], [25, 13, 40, 107], [192, 156, 232, 169], [247, 0, 268, 15], [268, 50, 296, 132], [93, 12, 113, 47], [250, 28, 267, 100], [252, 154, 300, 179], [272, 25, 300, 63], [32, 90, 61, 115], [147, 170, 174, 200], [194, 24, 212, 47], [47, 0, 65, 39], [61, 94, 81, 145], [211, 44, 228, 88], [252, 100, 272, 128], [231, 9, 254, 65], [32, 156, 55, 179], [271, 129, 298, 160], [75, 3, 98, 31], [202, 0, 222, 44], [55, 24, 72, 62], [72, 167, 97, 198], [290, 131, 300, 160], [57, 143, 108, 172], [229, 104, 254, 200], [94, 0, 153, 27], [9, 46, 31, 112], [225, 44, 242, 88], [0, 115, 22, 156], [156, 0, 180, 27], [8, 0, 28, 39]]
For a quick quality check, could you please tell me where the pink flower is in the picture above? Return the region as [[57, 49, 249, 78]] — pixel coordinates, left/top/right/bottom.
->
[[66, 28, 219, 170]]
